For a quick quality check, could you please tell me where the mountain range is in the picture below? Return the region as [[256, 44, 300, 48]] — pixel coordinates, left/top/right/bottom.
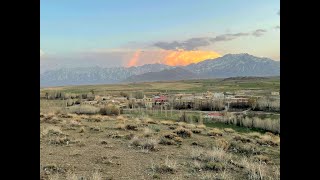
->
[[40, 53, 280, 86]]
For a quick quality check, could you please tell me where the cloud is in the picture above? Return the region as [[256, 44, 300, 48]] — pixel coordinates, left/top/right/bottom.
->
[[252, 29, 267, 37], [40, 49, 44, 57], [153, 37, 210, 50], [275, 26, 280, 29], [209, 33, 249, 43], [153, 29, 266, 50], [277, 10, 280, 16]]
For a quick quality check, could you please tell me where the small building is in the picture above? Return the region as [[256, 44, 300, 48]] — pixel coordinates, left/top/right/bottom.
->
[[153, 95, 168, 105], [271, 91, 280, 96], [143, 95, 153, 108], [204, 112, 224, 119], [213, 92, 225, 99]]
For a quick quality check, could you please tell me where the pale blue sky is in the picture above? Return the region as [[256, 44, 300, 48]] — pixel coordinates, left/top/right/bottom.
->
[[40, 0, 280, 70]]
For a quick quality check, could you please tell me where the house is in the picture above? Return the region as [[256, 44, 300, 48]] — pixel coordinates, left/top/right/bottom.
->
[[204, 112, 224, 119], [153, 95, 168, 105], [271, 91, 280, 96], [143, 95, 153, 108]]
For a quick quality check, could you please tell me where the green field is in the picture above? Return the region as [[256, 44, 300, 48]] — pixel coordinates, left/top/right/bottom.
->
[[40, 76, 280, 96]]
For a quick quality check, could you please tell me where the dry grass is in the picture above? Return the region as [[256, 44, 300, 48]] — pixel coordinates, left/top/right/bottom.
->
[[41, 103, 279, 179], [66, 171, 78, 180], [207, 128, 223, 137], [223, 128, 235, 133], [90, 171, 103, 180], [240, 158, 268, 180], [151, 156, 177, 174], [196, 124, 206, 129], [160, 120, 174, 125], [41, 126, 63, 138]]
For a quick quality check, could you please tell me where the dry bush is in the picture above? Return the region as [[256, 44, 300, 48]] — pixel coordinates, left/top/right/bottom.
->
[[42, 114, 61, 124], [173, 136, 183, 143], [159, 137, 176, 145], [174, 127, 192, 138], [196, 124, 206, 129], [69, 119, 82, 127], [116, 115, 126, 121], [215, 138, 230, 150], [115, 123, 126, 130], [253, 155, 271, 164], [184, 123, 197, 129], [68, 105, 99, 115], [207, 128, 223, 137], [159, 132, 182, 145], [257, 137, 279, 147], [79, 127, 85, 133], [160, 120, 174, 125], [41, 126, 63, 138], [142, 117, 157, 124], [234, 135, 252, 143], [143, 127, 153, 137], [191, 147, 230, 163], [248, 132, 262, 139], [99, 104, 120, 115], [163, 133, 179, 139], [176, 122, 187, 127], [130, 136, 158, 151], [57, 113, 74, 118], [223, 128, 235, 133], [192, 128, 202, 134], [229, 142, 261, 155], [49, 135, 72, 145], [125, 124, 138, 131], [89, 126, 102, 132]]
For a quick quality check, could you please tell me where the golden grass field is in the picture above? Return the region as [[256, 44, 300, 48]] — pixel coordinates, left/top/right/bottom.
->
[[40, 112, 280, 180]]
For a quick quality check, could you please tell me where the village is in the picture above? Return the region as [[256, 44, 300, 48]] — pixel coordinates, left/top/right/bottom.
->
[[41, 89, 280, 119]]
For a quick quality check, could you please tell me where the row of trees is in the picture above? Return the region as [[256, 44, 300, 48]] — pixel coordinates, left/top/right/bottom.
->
[[43, 91, 95, 101]]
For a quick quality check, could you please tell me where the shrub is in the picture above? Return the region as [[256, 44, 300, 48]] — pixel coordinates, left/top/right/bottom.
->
[[174, 127, 192, 138], [125, 124, 138, 131], [159, 137, 176, 145], [68, 105, 99, 115], [163, 133, 179, 139], [192, 129, 202, 134], [99, 104, 120, 115], [223, 128, 235, 133], [130, 137, 158, 151]]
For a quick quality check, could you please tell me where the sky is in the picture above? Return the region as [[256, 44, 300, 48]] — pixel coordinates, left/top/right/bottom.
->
[[40, 0, 280, 72]]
